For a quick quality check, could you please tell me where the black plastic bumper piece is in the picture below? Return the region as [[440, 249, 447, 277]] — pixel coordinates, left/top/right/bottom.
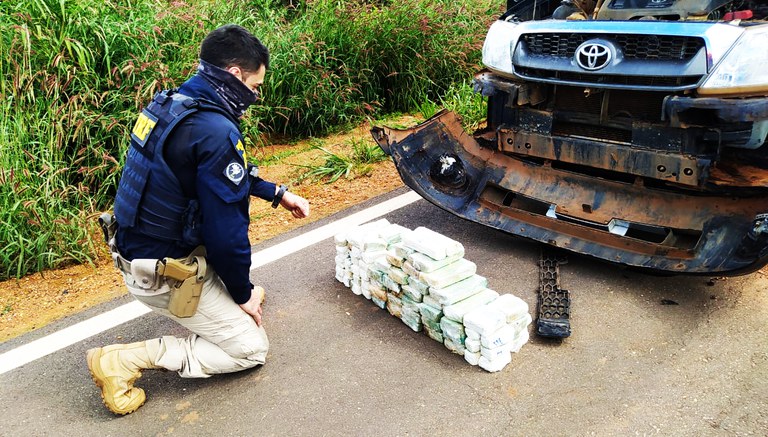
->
[[536, 249, 571, 338], [536, 288, 572, 338]]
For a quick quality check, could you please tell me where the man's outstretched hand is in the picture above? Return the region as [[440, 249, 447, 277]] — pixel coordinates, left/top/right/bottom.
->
[[280, 191, 310, 218]]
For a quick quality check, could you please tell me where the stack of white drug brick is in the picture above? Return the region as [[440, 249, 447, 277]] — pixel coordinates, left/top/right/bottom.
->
[[334, 219, 531, 372]]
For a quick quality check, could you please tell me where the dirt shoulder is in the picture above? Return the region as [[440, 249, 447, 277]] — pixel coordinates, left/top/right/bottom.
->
[[0, 120, 410, 342]]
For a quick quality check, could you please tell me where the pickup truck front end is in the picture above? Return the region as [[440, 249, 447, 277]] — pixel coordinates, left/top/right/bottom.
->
[[373, 1, 768, 274]]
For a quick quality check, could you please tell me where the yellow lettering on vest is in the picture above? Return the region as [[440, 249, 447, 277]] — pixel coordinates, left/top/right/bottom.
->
[[132, 113, 156, 142], [235, 139, 247, 163]]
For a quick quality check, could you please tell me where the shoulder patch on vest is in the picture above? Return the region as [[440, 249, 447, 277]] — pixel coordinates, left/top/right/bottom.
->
[[229, 130, 247, 163], [224, 161, 246, 185], [130, 110, 158, 148]]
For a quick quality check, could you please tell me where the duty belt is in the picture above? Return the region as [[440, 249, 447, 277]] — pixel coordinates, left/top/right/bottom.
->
[[111, 247, 207, 281]]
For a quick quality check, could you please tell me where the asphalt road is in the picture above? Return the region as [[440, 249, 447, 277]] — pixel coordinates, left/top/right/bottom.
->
[[1, 187, 767, 436]]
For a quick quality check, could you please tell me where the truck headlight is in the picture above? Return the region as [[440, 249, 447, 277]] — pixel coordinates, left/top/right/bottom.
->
[[699, 24, 768, 96], [482, 20, 521, 77]]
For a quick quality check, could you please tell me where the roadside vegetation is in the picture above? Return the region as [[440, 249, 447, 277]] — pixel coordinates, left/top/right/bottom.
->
[[0, 0, 498, 280]]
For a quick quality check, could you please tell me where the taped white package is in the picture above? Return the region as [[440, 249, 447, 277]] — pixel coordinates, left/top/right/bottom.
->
[[401, 303, 420, 319], [361, 249, 387, 264], [401, 307, 422, 330], [351, 282, 362, 295], [333, 232, 347, 246], [336, 265, 347, 276], [372, 295, 386, 309], [444, 337, 466, 355], [373, 256, 390, 271], [442, 288, 499, 322], [387, 298, 403, 318], [464, 337, 481, 353], [418, 258, 477, 289], [423, 318, 441, 333], [422, 295, 442, 309], [510, 329, 530, 353], [426, 328, 444, 343], [335, 246, 348, 256], [386, 253, 405, 268], [481, 343, 512, 361], [465, 328, 480, 341], [379, 223, 411, 244], [407, 276, 429, 293], [440, 317, 466, 343], [387, 293, 403, 306], [334, 254, 347, 266], [358, 269, 369, 283], [381, 275, 401, 293], [511, 313, 533, 332], [418, 303, 442, 322], [401, 295, 420, 313], [401, 260, 419, 278], [335, 272, 345, 283], [464, 349, 481, 366], [480, 323, 516, 349], [366, 266, 384, 284], [401, 315, 422, 332], [401, 284, 424, 302], [388, 266, 409, 285], [392, 242, 415, 259], [428, 273, 487, 305], [369, 266, 387, 285], [464, 305, 507, 337], [369, 278, 385, 291], [414, 226, 464, 252], [346, 219, 390, 248], [407, 251, 464, 273], [370, 283, 388, 301], [402, 226, 465, 261], [361, 283, 372, 299], [479, 352, 511, 372], [494, 293, 529, 323]]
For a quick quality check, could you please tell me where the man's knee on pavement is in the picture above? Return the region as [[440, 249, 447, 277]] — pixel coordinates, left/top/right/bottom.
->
[[222, 331, 269, 362]]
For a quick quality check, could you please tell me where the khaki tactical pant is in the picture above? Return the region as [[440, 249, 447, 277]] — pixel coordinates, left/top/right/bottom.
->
[[124, 271, 269, 378]]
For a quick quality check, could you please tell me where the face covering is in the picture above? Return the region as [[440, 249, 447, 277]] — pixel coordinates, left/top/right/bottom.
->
[[197, 59, 260, 118]]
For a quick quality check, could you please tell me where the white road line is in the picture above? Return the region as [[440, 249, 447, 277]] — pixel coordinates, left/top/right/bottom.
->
[[0, 302, 152, 375], [251, 190, 422, 268], [0, 190, 421, 375]]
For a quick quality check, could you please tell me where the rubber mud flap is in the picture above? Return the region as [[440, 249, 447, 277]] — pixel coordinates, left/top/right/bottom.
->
[[536, 249, 571, 338], [536, 288, 571, 338]]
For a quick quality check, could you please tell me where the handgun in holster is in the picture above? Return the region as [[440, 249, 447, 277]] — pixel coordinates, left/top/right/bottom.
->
[[158, 250, 208, 318], [99, 213, 117, 244]]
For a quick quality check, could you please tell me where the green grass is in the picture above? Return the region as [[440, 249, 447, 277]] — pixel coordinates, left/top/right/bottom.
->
[[298, 138, 389, 183], [418, 80, 488, 132], [0, 0, 501, 280]]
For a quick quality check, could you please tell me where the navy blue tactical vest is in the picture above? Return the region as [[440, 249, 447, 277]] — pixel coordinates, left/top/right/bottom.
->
[[114, 90, 232, 245]]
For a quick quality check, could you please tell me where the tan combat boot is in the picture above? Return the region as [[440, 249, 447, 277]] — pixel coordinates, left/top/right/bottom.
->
[[86, 339, 161, 415]]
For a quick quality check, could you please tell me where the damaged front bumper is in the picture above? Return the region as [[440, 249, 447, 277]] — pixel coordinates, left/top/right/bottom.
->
[[372, 110, 768, 275]]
